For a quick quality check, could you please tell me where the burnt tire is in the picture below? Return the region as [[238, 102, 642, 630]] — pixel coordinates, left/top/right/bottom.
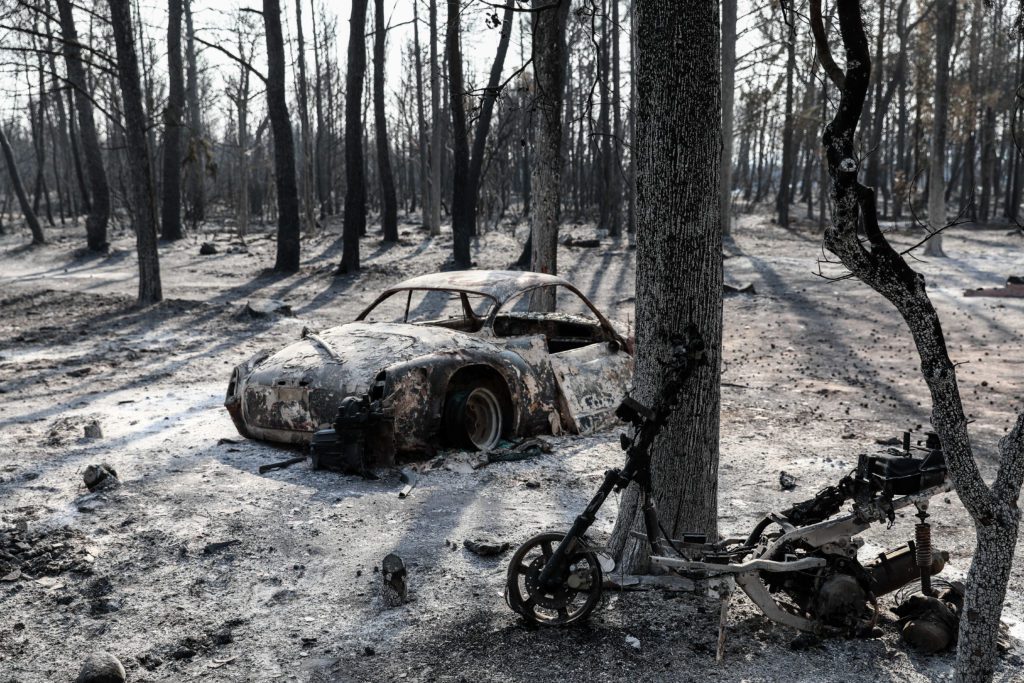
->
[[443, 383, 506, 451]]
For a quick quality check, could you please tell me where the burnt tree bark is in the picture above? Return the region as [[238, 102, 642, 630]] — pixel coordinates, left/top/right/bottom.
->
[[528, 0, 571, 312], [413, 0, 429, 227], [341, 0, 369, 272], [816, 4, 1024, 681], [294, 0, 316, 233], [108, 0, 162, 304], [720, 0, 737, 236], [446, 0, 472, 266], [427, 0, 442, 236], [775, 8, 796, 226], [466, 0, 515, 235], [608, 0, 722, 572], [0, 127, 46, 245], [263, 0, 301, 272], [183, 0, 205, 224], [924, 0, 955, 257], [374, 0, 398, 243], [160, 0, 185, 241]]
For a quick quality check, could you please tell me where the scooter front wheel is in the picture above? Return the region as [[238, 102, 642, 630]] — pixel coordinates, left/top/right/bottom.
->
[[505, 531, 603, 626]]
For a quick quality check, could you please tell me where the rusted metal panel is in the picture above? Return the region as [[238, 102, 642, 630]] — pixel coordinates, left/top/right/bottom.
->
[[549, 343, 634, 434]]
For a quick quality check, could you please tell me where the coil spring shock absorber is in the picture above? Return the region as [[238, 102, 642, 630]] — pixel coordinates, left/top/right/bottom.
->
[[915, 504, 933, 596]]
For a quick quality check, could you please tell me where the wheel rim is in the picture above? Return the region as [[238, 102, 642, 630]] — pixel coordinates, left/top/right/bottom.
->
[[462, 387, 502, 450], [505, 532, 602, 626]]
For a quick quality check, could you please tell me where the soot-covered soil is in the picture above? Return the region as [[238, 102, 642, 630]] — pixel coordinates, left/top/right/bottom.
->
[[1, 214, 1022, 682]]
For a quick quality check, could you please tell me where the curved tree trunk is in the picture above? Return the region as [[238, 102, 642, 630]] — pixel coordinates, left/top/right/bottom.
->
[[341, 0, 369, 272], [263, 0, 301, 272], [374, 0, 398, 243], [816, 4, 1024, 681], [0, 127, 46, 245], [528, 0, 571, 312], [608, 0, 722, 572], [160, 0, 185, 241], [108, 0, 162, 304]]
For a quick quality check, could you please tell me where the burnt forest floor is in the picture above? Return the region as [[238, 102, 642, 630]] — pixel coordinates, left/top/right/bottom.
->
[[0, 211, 1023, 682]]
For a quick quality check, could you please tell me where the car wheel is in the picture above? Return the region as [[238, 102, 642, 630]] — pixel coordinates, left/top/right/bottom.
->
[[444, 385, 504, 451]]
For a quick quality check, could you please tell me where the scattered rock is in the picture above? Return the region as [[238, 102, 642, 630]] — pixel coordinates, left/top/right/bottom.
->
[[625, 635, 641, 650], [199, 242, 218, 255], [83, 420, 103, 439], [241, 299, 293, 318], [380, 553, 407, 608], [83, 463, 118, 492], [723, 282, 756, 295], [779, 471, 797, 491], [76, 651, 125, 683], [523, 479, 540, 489], [67, 367, 91, 378], [203, 539, 241, 555], [362, 646, 375, 656], [463, 537, 510, 557]]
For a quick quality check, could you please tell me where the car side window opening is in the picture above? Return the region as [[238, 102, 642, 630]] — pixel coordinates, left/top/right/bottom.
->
[[362, 289, 493, 332], [492, 285, 608, 353]]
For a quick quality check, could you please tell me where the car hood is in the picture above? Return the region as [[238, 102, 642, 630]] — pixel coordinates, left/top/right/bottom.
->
[[248, 322, 495, 388], [239, 322, 496, 433]]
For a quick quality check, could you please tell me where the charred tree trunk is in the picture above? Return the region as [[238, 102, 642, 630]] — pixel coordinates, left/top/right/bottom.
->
[[608, 0, 722, 572], [295, 0, 316, 233], [160, 0, 185, 241], [924, 0, 955, 257], [427, 0, 442, 236], [720, 0, 737, 236], [374, 0, 398, 242], [775, 10, 796, 225], [0, 127, 45, 245], [466, 0, 515, 236], [413, 0, 429, 228], [183, 0, 205, 225], [341, 0, 369, 272], [56, 0, 109, 250], [446, 0, 471, 265], [108, 0, 162, 304], [816, 5, 1024, 682], [263, 0, 301, 272], [528, 0, 571, 312]]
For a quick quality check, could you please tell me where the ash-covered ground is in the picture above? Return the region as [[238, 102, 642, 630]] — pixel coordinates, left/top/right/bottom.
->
[[1, 213, 1022, 682]]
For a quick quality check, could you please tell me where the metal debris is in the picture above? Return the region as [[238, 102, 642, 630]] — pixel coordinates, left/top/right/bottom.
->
[[463, 538, 510, 557]]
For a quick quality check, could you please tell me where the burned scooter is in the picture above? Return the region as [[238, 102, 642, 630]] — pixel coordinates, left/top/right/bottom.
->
[[505, 324, 953, 642]]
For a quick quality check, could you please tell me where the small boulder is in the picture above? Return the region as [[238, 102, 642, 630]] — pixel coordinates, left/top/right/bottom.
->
[[199, 242, 218, 255], [76, 651, 126, 683], [463, 537, 510, 557], [779, 471, 797, 491], [83, 464, 119, 492], [83, 420, 103, 440]]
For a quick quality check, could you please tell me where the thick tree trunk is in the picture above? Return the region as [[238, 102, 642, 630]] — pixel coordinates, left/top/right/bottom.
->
[[816, 5, 1024, 681], [720, 0, 737, 236], [608, 0, 722, 572], [263, 0, 301, 272], [427, 0, 442, 236], [374, 0, 398, 243], [528, 0, 570, 312], [341, 0, 369, 272], [108, 0, 162, 304], [608, 0, 623, 236], [160, 0, 185, 241], [924, 0, 955, 257], [446, 0, 471, 265], [0, 127, 46, 245]]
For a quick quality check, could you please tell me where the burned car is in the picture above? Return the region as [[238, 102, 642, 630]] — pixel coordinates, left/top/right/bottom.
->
[[225, 270, 633, 464]]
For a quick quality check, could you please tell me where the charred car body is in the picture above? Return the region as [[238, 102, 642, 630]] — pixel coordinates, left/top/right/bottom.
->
[[225, 271, 633, 465]]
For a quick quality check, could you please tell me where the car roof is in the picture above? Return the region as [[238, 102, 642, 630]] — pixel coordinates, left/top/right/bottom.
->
[[384, 270, 573, 304]]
